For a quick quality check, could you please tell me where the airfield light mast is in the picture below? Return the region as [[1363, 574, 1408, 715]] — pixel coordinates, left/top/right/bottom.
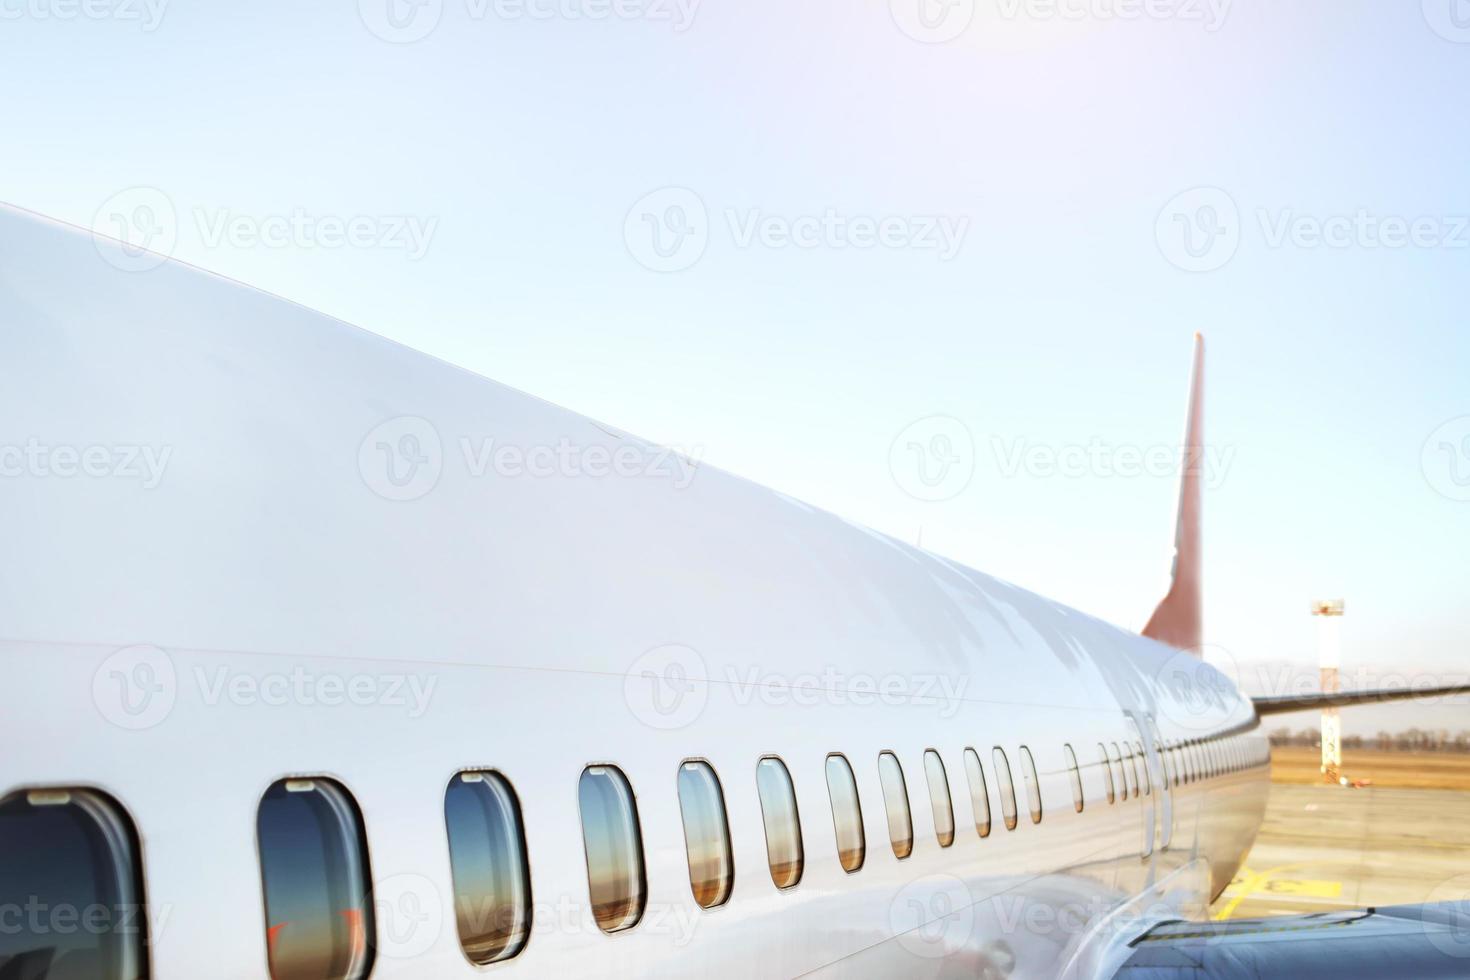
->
[[1312, 599, 1346, 786]]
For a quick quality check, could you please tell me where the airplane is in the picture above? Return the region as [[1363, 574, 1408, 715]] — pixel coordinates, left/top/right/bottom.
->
[[2, 200, 1469, 979]]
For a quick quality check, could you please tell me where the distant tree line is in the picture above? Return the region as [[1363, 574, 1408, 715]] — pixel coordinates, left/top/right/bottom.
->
[[1269, 728, 1470, 753]]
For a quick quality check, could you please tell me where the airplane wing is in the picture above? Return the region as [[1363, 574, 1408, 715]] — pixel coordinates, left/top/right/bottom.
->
[[1109, 902, 1470, 978], [1252, 682, 1470, 716]]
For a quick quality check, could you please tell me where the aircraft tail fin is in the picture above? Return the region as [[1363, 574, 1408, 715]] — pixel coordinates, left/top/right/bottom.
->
[[1142, 334, 1205, 654]]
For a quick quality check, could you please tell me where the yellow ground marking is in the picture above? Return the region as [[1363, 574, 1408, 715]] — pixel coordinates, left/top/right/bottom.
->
[[1213, 862, 1336, 920]]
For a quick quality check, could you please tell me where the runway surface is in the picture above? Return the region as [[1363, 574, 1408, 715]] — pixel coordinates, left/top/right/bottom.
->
[[1210, 783, 1470, 919]]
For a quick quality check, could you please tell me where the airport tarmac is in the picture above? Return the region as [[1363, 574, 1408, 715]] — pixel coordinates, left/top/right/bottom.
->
[[1210, 782, 1470, 919]]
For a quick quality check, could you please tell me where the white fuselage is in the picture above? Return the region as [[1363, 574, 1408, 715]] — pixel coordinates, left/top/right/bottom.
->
[[0, 205, 1268, 978]]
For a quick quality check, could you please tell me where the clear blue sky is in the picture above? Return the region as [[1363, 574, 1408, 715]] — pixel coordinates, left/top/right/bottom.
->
[[3, 0, 1467, 731]]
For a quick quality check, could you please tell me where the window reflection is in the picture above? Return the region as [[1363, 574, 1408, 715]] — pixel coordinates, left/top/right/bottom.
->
[[578, 766, 646, 933], [992, 748, 1018, 831], [1109, 742, 1128, 800], [1064, 744, 1084, 813], [1134, 741, 1151, 795], [756, 758, 804, 889], [0, 788, 149, 980], [824, 755, 866, 873], [677, 762, 734, 908], [1018, 746, 1042, 825], [444, 771, 531, 964], [922, 751, 955, 847], [257, 778, 374, 980], [963, 748, 992, 837], [1097, 743, 1116, 804], [877, 752, 913, 859]]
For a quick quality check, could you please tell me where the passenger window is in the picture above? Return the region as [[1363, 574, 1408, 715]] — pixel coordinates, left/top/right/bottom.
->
[[578, 765, 647, 932], [922, 750, 956, 847], [824, 754, 866, 873], [0, 788, 150, 980], [1134, 741, 1151, 795], [992, 748, 1019, 831], [756, 757, 804, 889], [677, 761, 735, 908], [1122, 744, 1140, 798], [1162, 741, 1177, 788], [444, 771, 532, 964], [962, 748, 992, 838], [1096, 743, 1116, 804], [877, 752, 914, 858], [1109, 742, 1128, 800], [1064, 744, 1084, 813], [1018, 746, 1043, 824], [257, 778, 374, 980]]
